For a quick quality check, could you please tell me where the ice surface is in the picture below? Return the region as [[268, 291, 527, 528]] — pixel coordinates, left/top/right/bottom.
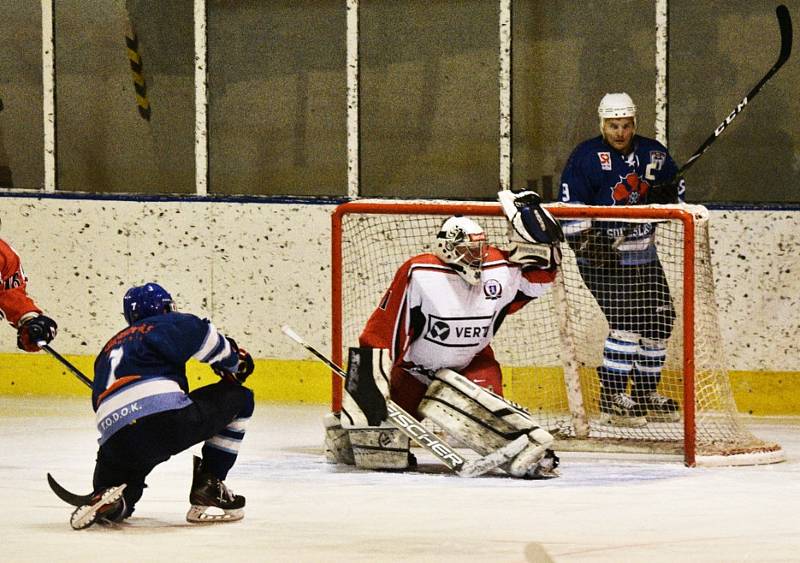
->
[[1, 397, 798, 562]]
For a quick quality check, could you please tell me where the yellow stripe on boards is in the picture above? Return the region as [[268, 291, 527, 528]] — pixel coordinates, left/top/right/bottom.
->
[[0, 355, 332, 404], [0, 354, 798, 414]]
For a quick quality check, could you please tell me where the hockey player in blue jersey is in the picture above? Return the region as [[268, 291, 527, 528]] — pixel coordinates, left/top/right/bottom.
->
[[69, 282, 256, 530], [559, 92, 682, 427]]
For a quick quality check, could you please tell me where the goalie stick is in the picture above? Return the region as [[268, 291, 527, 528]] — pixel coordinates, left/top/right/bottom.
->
[[280, 325, 529, 478], [678, 4, 792, 176]]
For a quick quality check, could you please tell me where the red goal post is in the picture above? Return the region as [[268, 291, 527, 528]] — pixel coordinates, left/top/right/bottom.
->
[[330, 200, 785, 467]]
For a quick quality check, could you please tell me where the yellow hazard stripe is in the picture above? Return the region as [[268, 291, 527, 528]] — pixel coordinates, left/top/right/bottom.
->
[[125, 31, 150, 120]]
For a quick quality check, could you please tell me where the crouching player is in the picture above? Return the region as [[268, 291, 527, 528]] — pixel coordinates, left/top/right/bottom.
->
[[325, 191, 565, 478], [69, 283, 255, 530]]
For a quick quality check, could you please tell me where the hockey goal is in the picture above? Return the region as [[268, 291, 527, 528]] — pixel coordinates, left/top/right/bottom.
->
[[331, 200, 785, 467]]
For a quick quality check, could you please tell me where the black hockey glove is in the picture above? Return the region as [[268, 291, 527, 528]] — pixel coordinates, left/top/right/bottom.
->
[[212, 337, 255, 384], [17, 314, 57, 352], [648, 176, 683, 204], [570, 230, 621, 268]]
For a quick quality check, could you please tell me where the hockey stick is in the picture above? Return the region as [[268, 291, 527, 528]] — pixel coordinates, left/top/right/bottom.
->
[[678, 4, 792, 175], [47, 473, 94, 507], [280, 325, 528, 478], [42, 344, 93, 389]]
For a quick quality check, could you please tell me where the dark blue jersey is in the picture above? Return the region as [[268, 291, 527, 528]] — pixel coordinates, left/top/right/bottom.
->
[[559, 134, 682, 206], [92, 312, 239, 444], [559, 135, 685, 265]]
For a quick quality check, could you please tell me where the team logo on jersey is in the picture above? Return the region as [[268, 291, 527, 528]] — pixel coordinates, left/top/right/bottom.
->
[[424, 314, 494, 347], [611, 172, 650, 205], [597, 152, 612, 170], [483, 279, 502, 300], [649, 151, 666, 168], [428, 320, 451, 341]]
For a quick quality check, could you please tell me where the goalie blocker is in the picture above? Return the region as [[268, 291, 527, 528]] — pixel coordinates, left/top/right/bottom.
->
[[324, 347, 559, 478], [325, 347, 413, 470]]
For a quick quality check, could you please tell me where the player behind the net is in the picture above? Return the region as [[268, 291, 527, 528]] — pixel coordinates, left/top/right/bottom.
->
[[325, 191, 565, 478], [66, 283, 256, 530], [558, 92, 683, 427]]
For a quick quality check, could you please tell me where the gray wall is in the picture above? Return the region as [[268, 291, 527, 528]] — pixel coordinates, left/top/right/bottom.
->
[[0, 1, 798, 202]]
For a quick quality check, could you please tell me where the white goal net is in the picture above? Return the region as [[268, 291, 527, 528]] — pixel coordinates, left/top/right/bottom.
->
[[331, 200, 784, 467]]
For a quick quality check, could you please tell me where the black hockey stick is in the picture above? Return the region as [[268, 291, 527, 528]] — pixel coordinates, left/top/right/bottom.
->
[[42, 344, 93, 389], [678, 4, 792, 175], [280, 325, 528, 478], [40, 349, 95, 509], [47, 473, 94, 507]]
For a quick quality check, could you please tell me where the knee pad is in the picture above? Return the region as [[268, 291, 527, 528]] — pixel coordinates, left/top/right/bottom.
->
[[639, 336, 667, 351], [608, 329, 640, 345]]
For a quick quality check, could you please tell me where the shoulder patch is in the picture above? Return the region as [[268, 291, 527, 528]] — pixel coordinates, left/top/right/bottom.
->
[[649, 151, 666, 167], [597, 152, 612, 170]]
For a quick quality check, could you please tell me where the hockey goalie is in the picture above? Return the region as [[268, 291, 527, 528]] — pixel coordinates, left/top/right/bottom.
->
[[325, 191, 564, 479]]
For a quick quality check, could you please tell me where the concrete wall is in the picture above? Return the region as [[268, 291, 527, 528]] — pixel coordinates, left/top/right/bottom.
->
[[0, 195, 797, 372]]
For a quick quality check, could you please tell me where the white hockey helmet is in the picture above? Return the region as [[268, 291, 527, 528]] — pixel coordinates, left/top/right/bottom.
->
[[434, 216, 488, 285], [597, 92, 637, 132]]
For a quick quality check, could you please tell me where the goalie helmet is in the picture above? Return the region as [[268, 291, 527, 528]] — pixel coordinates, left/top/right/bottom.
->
[[434, 216, 488, 285], [123, 282, 176, 325], [597, 92, 637, 132]]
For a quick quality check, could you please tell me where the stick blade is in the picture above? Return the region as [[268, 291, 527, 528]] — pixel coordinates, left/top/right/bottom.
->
[[280, 324, 303, 344], [47, 473, 94, 507], [777, 5, 792, 63]]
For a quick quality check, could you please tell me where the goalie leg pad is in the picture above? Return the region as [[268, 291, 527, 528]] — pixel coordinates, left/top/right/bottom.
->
[[323, 412, 354, 465], [419, 369, 555, 477], [348, 426, 412, 470]]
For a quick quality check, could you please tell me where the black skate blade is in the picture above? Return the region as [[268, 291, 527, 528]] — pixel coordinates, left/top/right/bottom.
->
[[47, 473, 94, 507]]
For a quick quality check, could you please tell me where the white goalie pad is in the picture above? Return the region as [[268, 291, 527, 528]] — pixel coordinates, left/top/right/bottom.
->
[[348, 426, 411, 470], [323, 412, 354, 465], [418, 369, 555, 478]]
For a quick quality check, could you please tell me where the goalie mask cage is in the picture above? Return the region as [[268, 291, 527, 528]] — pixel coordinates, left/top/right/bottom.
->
[[331, 200, 785, 467]]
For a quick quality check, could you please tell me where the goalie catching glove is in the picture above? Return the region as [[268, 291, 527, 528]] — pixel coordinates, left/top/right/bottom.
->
[[211, 337, 255, 384], [498, 190, 564, 270]]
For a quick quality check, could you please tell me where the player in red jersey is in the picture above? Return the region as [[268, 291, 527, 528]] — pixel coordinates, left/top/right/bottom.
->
[[0, 232, 57, 352]]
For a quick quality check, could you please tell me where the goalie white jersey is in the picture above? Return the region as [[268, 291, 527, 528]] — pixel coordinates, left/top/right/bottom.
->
[[359, 247, 555, 373]]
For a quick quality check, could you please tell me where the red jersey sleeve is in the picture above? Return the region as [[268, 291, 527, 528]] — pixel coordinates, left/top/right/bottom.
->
[[0, 238, 41, 327], [358, 257, 415, 350]]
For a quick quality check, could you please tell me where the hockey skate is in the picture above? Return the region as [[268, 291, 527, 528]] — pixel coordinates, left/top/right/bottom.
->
[[186, 456, 245, 523], [69, 484, 127, 530], [599, 391, 647, 427], [638, 391, 680, 422]]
